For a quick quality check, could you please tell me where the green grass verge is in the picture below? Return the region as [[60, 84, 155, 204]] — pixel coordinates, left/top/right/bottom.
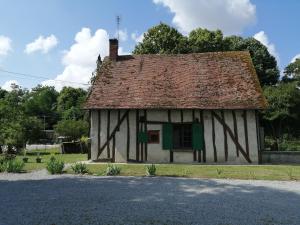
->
[[17, 148, 87, 171], [67, 164, 300, 181]]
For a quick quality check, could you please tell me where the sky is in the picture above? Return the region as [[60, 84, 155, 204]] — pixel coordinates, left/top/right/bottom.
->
[[0, 0, 300, 91]]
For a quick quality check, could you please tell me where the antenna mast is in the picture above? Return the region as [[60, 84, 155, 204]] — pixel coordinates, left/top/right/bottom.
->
[[116, 15, 121, 40]]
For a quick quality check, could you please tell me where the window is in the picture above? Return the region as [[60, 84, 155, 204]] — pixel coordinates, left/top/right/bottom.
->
[[147, 130, 160, 144], [173, 124, 192, 149]]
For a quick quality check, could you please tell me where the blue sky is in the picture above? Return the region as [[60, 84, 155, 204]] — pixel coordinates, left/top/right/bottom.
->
[[0, 0, 299, 90]]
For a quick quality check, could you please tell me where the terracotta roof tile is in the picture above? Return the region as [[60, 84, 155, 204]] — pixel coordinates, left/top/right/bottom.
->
[[85, 51, 267, 109]]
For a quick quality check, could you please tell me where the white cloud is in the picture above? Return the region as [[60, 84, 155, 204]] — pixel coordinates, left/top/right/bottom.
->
[[291, 54, 300, 63], [25, 35, 58, 54], [42, 28, 109, 90], [131, 32, 144, 43], [0, 36, 12, 56], [153, 0, 256, 35], [253, 31, 279, 62], [1, 80, 19, 91], [115, 29, 128, 42]]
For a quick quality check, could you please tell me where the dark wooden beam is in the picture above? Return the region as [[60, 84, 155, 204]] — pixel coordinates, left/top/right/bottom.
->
[[192, 109, 196, 161], [126, 111, 130, 161], [232, 110, 239, 157], [168, 110, 173, 163], [255, 110, 262, 164], [144, 109, 148, 162], [117, 109, 121, 131], [136, 109, 140, 162], [212, 111, 252, 163], [211, 111, 217, 162], [180, 109, 183, 123], [221, 110, 228, 161], [243, 110, 249, 157], [98, 110, 101, 157], [200, 110, 206, 162], [112, 136, 116, 162], [107, 110, 111, 158]]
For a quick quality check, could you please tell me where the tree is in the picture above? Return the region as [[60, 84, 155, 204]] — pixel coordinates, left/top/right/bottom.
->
[[54, 120, 89, 141], [0, 86, 43, 150], [283, 58, 300, 83], [133, 24, 280, 86], [57, 87, 87, 120], [23, 85, 58, 129], [133, 23, 189, 54], [224, 36, 279, 85], [188, 28, 224, 52], [0, 88, 7, 99], [262, 82, 300, 149]]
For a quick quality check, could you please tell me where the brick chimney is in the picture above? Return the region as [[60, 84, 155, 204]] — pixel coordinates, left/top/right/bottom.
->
[[109, 39, 118, 61]]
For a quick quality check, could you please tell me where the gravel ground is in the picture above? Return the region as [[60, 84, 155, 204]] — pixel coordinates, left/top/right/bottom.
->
[[0, 172, 300, 225]]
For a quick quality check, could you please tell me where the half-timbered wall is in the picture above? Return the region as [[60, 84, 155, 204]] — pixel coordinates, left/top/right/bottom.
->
[[90, 109, 259, 164]]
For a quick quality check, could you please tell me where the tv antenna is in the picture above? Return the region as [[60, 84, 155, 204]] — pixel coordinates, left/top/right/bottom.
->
[[116, 15, 121, 40]]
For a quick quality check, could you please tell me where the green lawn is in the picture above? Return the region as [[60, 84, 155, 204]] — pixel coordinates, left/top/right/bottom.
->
[[10, 149, 300, 181], [17, 148, 87, 171], [72, 163, 300, 181]]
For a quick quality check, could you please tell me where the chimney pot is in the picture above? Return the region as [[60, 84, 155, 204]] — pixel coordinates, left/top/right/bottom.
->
[[109, 39, 118, 61]]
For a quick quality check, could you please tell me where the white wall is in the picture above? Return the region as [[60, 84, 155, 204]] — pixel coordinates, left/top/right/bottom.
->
[[90, 109, 259, 164]]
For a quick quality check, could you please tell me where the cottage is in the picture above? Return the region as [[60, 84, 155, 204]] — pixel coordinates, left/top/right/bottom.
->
[[85, 39, 267, 164]]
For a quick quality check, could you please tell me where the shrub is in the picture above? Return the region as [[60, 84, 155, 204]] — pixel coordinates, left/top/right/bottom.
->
[[6, 159, 25, 173], [71, 162, 89, 174], [0, 157, 7, 172], [106, 164, 121, 176], [146, 164, 156, 176], [46, 156, 64, 174], [216, 168, 223, 176]]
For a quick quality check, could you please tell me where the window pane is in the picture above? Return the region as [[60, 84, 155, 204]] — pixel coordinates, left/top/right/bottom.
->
[[172, 124, 192, 149]]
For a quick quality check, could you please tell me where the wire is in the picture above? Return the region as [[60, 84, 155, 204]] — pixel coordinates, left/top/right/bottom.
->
[[0, 68, 91, 86]]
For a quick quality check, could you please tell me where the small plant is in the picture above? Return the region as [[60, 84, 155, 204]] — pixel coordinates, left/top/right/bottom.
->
[[22, 150, 28, 163], [106, 164, 121, 176], [145, 164, 156, 176], [46, 156, 64, 174], [6, 159, 25, 173], [216, 168, 223, 177], [36, 153, 42, 163], [22, 157, 29, 163], [71, 162, 89, 174]]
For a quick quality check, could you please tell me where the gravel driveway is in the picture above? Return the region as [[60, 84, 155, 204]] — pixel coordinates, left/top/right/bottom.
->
[[0, 172, 300, 225]]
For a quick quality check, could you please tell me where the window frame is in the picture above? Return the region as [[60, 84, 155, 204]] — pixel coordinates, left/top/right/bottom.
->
[[147, 130, 160, 144], [172, 123, 193, 150]]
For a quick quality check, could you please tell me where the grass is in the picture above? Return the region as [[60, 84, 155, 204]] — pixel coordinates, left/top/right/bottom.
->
[[17, 148, 87, 172], [67, 163, 300, 181]]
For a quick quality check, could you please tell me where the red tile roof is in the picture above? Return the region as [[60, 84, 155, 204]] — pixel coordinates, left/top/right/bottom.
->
[[85, 51, 267, 109]]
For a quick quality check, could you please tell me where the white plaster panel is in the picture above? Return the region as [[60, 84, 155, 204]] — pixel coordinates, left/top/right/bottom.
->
[[214, 111, 225, 162], [115, 110, 127, 162], [90, 110, 98, 161], [203, 110, 215, 163]]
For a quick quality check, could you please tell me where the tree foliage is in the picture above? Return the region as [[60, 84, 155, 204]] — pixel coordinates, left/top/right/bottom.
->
[[262, 82, 300, 146], [23, 85, 58, 129], [133, 23, 189, 54], [133, 23, 280, 86], [54, 120, 89, 141], [57, 87, 87, 120], [283, 58, 300, 83]]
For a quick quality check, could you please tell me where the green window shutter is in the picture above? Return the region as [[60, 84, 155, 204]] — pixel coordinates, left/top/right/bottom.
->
[[138, 132, 148, 143], [192, 123, 204, 151], [162, 123, 173, 150]]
